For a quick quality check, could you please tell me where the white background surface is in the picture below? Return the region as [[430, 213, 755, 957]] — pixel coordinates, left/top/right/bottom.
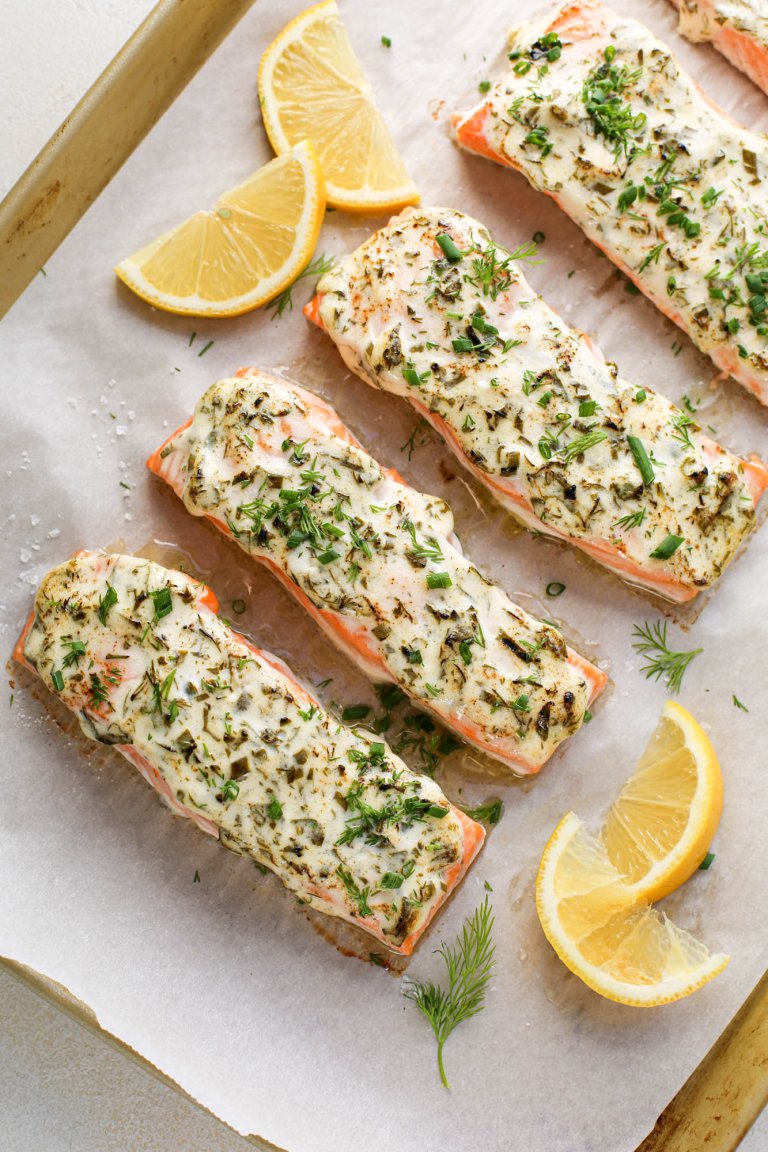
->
[[1, 2, 767, 1151], [2, 5, 250, 1148]]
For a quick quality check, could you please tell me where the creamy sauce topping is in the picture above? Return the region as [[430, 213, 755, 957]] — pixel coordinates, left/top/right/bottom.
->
[[471, 1, 768, 400], [163, 372, 592, 772], [24, 552, 469, 949], [678, 0, 768, 46], [316, 207, 757, 594]]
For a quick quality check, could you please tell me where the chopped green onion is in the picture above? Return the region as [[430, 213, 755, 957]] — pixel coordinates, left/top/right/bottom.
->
[[150, 587, 173, 620], [381, 34, 391, 47], [436, 233, 463, 263], [426, 572, 452, 589], [627, 434, 654, 486], [649, 534, 684, 560], [98, 584, 118, 625], [51, 669, 65, 693]]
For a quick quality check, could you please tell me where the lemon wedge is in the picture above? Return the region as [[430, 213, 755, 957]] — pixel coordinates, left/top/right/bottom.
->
[[258, 0, 419, 212], [536, 813, 729, 1007], [602, 701, 722, 901], [115, 140, 325, 317]]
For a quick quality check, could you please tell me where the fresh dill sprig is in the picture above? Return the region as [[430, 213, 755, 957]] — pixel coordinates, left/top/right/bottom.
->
[[464, 240, 540, 301], [335, 864, 372, 918], [460, 798, 503, 826], [269, 253, 335, 319], [404, 895, 495, 1088], [631, 620, 702, 693], [61, 638, 86, 667], [613, 507, 646, 531], [403, 519, 444, 563], [400, 418, 433, 459], [336, 783, 448, 847], [670, 411, 695, 449]]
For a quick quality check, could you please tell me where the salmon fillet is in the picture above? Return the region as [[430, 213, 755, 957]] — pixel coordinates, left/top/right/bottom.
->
[[306, 206, 767, 602], [147, 369, 607, 775], [453, 0, 768, 404], [16, 551, 484, 955], [671, 0, 768, 96]]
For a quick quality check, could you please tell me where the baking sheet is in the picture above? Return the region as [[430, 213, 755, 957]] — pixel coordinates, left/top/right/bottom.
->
[[2, 1, 768, 1149]]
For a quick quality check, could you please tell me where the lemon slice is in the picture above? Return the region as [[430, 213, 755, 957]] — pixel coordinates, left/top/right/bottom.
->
[[115, 140, 325, 317], [536, 813, 729, 1007], [602, 701, 722, 902], [258, 0, 419, 213]]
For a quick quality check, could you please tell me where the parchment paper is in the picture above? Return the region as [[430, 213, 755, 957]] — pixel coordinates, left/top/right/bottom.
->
[[2, 2, 768, 1149]]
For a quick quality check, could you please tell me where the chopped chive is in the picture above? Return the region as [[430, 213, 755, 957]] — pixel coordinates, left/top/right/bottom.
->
[[478, 79, 491, 94], [317, 548, 340, 564], [406, 648, 423, 665], [649, 534, 684, 560], [426, 572, 452, 589], [381, 34, 391, 47], [546, 581, 565, 597], [267, 796, 283, 821], [98, 584, 118, 625], [627, 434, 654, 486], [150, 587, 173, 619], [733, 695, 749, 712], [698, 851, 715, 871], [198, 339, 214, 357], [51, 669, 65, 693], [582, 709, 593, 724], [436, 233, 464, 262]]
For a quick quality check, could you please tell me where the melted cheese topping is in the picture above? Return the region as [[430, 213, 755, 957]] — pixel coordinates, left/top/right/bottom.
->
[[161, 371, 595, 773], [24, 552, 473, 951], [458, 0, 768, 401], [316, 207, 759, 597]]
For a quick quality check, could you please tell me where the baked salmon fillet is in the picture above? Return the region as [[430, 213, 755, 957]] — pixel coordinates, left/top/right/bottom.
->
[[15, 551, 484, 956], [148, 369, 606, 775], [671, 0, 768, 95], [306, 206, 768, 602], [453, 0, 768, 404]]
